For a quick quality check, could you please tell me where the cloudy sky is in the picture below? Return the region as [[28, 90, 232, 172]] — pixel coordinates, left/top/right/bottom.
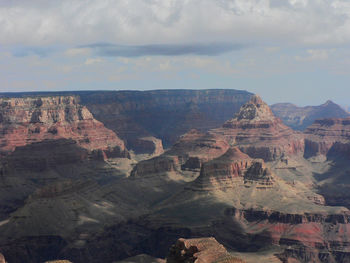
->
[[1, 0, 350, 105]]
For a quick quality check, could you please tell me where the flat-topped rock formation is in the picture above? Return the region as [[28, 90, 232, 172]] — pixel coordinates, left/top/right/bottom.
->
[[190, 147, 253, 190], [130, 155, 180, 177], [130, 130, 229, 178], [211, 95, 305, 161], [0, 96, 129, 159], [167, 238, 245, 263], [271, 100, 350, 131]]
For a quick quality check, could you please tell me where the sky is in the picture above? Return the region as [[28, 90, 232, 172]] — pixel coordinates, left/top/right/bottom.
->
[[1, 0, 350, 106]]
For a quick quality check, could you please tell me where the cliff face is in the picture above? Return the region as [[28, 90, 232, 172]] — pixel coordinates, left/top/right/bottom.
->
[[191, 150, 276, 191], [78, 90, 253, 149], [130, 96, 305, 179], [271, 100, 350, 131], [304, 118, 350, 159], [0, 96, 129, 159], [130, 130, 230, 178], [0, 89, 250, 150], [225, 208, 350, 263]]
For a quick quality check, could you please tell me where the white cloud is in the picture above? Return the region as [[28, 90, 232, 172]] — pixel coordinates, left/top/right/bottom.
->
[[0, 0, 350, 47], [85, 57, 104, 65], [65, 48, 91, 57], [295, 49, 333, 61]]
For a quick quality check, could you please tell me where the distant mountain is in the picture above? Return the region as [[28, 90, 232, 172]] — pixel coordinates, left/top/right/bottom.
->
[[271, 100, 350, 130]]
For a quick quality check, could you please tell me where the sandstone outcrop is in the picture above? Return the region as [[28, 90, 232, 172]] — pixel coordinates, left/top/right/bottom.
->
[[211, 95, 305, 161], [168, 130, 230, 170], [271, 100, 350, 131], [167, 237, 245, 263], [190, 147, 252, 190], [244, 161, 275, 186], [130, 130, 230, 178], [0, 96, 129, 159], [130, 155, 180, 177]]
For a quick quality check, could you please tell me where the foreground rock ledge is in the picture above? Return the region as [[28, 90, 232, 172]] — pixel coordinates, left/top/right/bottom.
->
[[167, 237, 245, 263]]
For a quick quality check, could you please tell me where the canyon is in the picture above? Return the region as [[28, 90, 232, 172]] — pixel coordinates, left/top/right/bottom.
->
[[0, 90, 350, 263]]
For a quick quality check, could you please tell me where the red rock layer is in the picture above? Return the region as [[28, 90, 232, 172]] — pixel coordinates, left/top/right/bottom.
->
[[130, 130, 230, 177], [190, 147, 252, 190], [304, 118, 350, 158], [190, 147, 275, 190], [0, 96, 129, 159], [228, 208, 350, 263], [211, 95, 305, 161], [130, 95, 304, 178]]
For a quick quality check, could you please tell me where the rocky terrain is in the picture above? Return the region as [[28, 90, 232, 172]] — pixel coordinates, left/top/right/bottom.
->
[[0, 96, 129, 158], [211, 95, 305, 161], [1, 91, 350, 263], [302, 117, 350, 210], [0, 89, 253, 150], [167, 237, 245, 263], [271, 100, 350, 131], [304, 118, 350, 159]]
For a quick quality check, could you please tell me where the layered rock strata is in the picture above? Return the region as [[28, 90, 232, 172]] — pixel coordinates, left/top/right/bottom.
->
[[304, 118, 350, 159], [227, 208, 350, 262], [190, 147, 275, 190], [212, 95, 305, 161], [0, 96, 129, 159], [130, 130, 230, 178]]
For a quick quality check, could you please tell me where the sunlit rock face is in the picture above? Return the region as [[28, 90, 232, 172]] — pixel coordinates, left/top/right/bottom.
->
[[0, 96, 129, 159], [211, 95, 305, 161], [167, 237, 246, 263]]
